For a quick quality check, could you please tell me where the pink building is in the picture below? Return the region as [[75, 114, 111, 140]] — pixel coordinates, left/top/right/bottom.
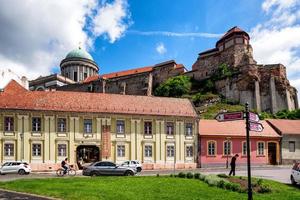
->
[[199, 120, 281, 167]]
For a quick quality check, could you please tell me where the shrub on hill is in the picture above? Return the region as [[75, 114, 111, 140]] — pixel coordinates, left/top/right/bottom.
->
[[154, 75, 191, 97]]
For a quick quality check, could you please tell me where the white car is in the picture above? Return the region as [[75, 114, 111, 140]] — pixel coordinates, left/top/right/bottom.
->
[[121, 160, 142, 172], [0, 161, 31, 175], [291, 162, 300, 185]]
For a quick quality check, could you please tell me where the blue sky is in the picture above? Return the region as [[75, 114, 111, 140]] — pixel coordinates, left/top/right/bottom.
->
[[0, 0, 299, 97], [92, 0, 265, 74]]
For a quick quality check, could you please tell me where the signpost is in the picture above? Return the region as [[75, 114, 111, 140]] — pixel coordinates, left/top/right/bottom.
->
[[215, 105, 264, 200], [215, 111, 244, 122], [249, 122, 264, 132]]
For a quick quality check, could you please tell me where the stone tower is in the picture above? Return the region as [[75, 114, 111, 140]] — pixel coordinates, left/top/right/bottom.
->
[[60, 47, 99, 82], [188, 26, 298, 113]]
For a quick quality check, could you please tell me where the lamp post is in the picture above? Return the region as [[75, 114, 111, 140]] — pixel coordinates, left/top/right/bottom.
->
[[225, 137, 231, 169]]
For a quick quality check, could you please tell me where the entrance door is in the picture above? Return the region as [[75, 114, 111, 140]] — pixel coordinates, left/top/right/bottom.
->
[[268, 142, 277, 165], [76, 145, 100, 169]]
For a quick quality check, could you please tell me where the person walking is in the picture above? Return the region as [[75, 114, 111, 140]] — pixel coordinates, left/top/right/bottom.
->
[[229, 154, 239, 176]]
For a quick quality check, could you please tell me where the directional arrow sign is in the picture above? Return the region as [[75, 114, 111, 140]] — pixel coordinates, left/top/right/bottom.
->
[[215, 112, 244, 122], [249, 112, 260, 122], [249, 122, 264, 132]]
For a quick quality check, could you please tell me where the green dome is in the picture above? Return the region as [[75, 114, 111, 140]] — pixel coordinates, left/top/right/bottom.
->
[[66, 47, 94, 61]]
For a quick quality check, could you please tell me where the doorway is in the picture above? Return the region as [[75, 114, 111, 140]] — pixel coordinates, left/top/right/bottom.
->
[[76, 145, 100, 169], [268, 142, 277, 165]]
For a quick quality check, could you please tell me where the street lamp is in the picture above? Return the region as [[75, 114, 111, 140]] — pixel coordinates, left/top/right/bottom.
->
[[225, 137, 231, 169]]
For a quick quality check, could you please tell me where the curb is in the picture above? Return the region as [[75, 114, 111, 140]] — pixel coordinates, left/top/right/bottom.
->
[[0, 188, 60, 200]]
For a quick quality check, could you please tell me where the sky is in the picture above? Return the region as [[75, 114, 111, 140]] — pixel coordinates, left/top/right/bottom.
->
[[0, 0, 300, 98]]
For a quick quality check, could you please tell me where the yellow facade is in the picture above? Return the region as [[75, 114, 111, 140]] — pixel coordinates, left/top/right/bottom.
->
[[0, 110, 198, 170]]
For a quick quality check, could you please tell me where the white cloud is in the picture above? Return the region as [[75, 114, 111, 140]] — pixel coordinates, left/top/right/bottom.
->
[[128, 30, 222, 38], [250, 0, 300, 101], [92, 0, 131, 43], [0, 0, 131, 80], [156, 43, 167, 55]]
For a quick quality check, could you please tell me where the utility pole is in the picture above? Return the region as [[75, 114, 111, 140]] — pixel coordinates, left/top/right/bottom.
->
[[245, 103, 253, 200]]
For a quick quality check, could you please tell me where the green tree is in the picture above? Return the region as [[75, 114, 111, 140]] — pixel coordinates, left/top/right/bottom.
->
[[154, 76, 191, 97]]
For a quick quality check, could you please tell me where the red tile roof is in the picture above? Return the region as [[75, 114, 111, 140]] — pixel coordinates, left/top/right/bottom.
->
[[267, 119, 300, 135], [83, 74, 100, 83], [199, 120, 280, 138], [101, 66, 153, 79], [0, 80, 198, 118], [216, 26, 250, 46]]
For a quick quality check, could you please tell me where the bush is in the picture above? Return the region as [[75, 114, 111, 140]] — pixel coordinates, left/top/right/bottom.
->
[[156, 174, 159, 177], [230, 183, 241, 192], [170, 174, 174, 177], [154, 75, 192, 97], [258, 184, 272, 193], [178, 172, 186, 178], [204, 175, 222, 186], [194, 173, 201, 179], [257, 179, 263, 186], [217, 180, 226, 189], [217, 174, 229, 178], [224, 182, 233, 190], [199, 174, 206, 181], [186, 172, 193, 179]]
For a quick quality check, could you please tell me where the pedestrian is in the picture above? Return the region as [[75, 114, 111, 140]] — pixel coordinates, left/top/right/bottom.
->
[[229, 154, 239, 176]]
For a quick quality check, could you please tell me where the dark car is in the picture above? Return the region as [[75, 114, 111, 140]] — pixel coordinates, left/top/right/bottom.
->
[[82, 161, 136, 176]]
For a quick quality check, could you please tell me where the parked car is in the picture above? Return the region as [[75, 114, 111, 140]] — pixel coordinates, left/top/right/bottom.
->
[[291, 162, 300, 185], [0, 161, 31, 175], [82, 161, 136, 176], [121, 160, 142, 172]]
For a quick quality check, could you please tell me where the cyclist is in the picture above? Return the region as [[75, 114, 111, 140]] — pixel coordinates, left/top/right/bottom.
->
[[61, 158, 69, 174]]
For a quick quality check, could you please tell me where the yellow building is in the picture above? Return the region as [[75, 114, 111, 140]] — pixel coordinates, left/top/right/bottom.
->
[[0, 80, 198, 170]]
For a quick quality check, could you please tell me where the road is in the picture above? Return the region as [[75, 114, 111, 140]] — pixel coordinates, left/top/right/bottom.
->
[[0, 165, 293, 184]]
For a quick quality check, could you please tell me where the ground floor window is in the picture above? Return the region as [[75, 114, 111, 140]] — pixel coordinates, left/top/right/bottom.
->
[[58, 144, 67, 157], [144, 145, 152, 157], [4, 143, 14, 156], [32, 143, 41, 156], [166, 145, 175, 157], [117, 145, 125, 157], [257, 142, 265, 156], [207, 141, 216, 156], [186, 146, 193, 157], [223, 141, 232, 156], [289, 141, 295, 152]]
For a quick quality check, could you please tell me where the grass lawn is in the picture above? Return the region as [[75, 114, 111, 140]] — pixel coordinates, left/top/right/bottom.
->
[[0, 176, 299, 200]]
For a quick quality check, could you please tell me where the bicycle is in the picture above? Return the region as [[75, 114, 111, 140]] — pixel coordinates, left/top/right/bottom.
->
[[56, 167, 76, 177]]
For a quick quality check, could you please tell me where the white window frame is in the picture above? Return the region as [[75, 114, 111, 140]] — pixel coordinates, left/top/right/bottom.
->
[[166, 145, 175, 157], [84, 119, 93, 134], [32, 143, 41, 157], [116, 120, 125, 134], [166, 122, 174, 135], [223, 140, 232, 156], [144, 145, 152, 157], [289, 141, 296, 152], [257, 141, 265, 156], [186, 145, 193, 157], [58, 144, 67, 157], [185, 123, 193, 136], [207, 140, 216, 156], [4, 143, 14, 156], [57, 118, 66, 132], [4, 116, 14, 132], [144, 121, 152, 135], [32, 117, 41, 132], [117, 145, 125, 157]]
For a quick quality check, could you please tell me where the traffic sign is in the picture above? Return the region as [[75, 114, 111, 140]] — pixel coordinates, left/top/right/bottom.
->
[[249, 112, 260, 122], [215, 112, 244, 122], [249, 122, 264, 132]]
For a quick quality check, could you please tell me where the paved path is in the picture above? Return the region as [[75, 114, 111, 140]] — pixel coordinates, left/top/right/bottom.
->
[[0, 189, 56, 200]]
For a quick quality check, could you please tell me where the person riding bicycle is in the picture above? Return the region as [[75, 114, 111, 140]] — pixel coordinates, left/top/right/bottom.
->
[[61, 158, 69, 174]]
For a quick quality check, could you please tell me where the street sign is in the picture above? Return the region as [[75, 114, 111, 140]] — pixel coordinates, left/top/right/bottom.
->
[[249, 112, 260, 122], [215, 111, 244, 122], [249, 122, 264, 132]]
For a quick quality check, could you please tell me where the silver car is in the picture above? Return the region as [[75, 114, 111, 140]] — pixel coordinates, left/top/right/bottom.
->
[[82, 161, 136, 176], [0, 161, 31, 175]]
